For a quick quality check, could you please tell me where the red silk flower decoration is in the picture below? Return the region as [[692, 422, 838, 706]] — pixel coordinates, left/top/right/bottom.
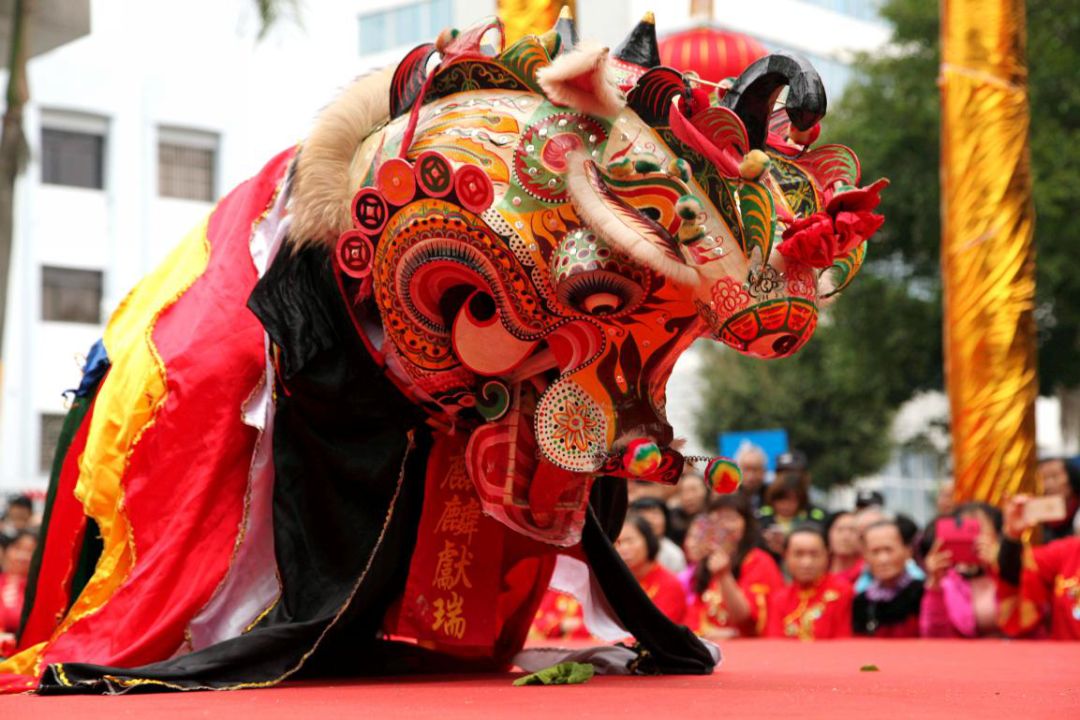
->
[[776, 212, 837, 268], [778, 178, 888, 268]]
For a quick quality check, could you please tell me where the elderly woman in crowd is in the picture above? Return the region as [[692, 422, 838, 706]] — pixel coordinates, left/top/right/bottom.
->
[[686, 494, 783, 638], [852, 520, 924, 637], [614, 516, 687, 624], [852, 507, 925, 593]]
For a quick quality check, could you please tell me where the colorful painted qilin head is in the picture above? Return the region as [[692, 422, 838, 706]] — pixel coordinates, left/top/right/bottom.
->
[[317, 12, 886, 546]]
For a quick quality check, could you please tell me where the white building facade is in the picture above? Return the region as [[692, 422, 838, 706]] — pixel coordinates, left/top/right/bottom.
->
[[0, 0, 890, 496]]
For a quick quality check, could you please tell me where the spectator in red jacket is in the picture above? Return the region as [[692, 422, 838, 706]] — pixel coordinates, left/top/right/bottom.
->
[[686, 494, 783, 638], [617, 515, 687, 624], [528, 516, 688, 641], [767, 524, 853, 640], [997, 494, 1080, 640]]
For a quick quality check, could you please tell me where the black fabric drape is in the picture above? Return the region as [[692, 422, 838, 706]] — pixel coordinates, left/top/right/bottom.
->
[[582, 479, 716, 675], [39, 244, 430, 693]]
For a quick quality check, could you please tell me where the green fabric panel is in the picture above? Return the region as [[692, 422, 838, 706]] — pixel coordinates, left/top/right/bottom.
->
[[17, 381, 104, 640]]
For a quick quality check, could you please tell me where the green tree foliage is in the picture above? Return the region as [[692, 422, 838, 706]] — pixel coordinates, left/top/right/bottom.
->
[[1026, 2, 1080, 393], [697, 0, 1080, 485], [831, 0, 1080, 395]]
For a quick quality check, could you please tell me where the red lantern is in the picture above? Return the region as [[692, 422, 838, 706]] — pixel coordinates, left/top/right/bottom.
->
[[658, 26, 767, 84]]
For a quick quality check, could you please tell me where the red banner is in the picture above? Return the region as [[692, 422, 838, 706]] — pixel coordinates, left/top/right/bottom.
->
[[395, 433, 507, 655]]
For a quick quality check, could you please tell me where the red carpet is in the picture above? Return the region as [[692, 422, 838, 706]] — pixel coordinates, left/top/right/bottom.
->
[[2, 640, 1077, 719]]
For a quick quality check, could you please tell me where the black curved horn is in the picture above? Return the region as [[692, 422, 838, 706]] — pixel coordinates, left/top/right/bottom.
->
[[614, 11, 660, 69], [720, 52, 827, 150]]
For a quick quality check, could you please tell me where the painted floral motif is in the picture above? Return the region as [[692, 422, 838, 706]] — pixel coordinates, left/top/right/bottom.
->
[[552, 399, 601, 453], [786, 265, 817, 300], [711, 276, 752, 316]]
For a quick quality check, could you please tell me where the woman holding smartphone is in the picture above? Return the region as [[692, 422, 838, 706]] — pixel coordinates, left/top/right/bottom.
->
[[686, 495, 783, 638], [920, 504, 1002, 638]]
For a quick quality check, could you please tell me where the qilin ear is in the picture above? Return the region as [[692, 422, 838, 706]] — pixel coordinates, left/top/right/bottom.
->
[[537, 41, 625, 118]]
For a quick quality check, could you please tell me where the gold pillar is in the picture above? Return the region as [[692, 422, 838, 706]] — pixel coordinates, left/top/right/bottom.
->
[[941, 0, 1037, 504], [498, 0, 573, 46]]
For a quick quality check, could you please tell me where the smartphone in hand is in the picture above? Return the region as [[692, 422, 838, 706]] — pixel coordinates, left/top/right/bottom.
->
[[935, 516, 980, 566], [1023, 495, 1068, 525]]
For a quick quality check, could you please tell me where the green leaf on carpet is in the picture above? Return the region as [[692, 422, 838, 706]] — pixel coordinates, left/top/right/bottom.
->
[[513, 662, 596, 686], [860, 664, 880, 672]]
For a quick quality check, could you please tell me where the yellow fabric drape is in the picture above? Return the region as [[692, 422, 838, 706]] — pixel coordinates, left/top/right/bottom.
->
[[498, 0, 574, 46], [940, 0, 1037, 504], [0, 217, 211, 677]]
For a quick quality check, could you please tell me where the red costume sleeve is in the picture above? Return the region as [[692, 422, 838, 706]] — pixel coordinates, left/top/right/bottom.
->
[[763, 586, 790, 638], [1030, 537, 1080, 584], [997, 537, 1080, 638], [739, 549, 784, 636]]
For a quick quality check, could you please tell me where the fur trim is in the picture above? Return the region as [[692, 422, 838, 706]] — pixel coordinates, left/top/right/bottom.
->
[[566, 152, 699, 286], [537, 41, 625, 118], [289, 66, 394, 246]]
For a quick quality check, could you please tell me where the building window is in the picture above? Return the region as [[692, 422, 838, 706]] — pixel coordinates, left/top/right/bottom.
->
[[41, 266, 103, 324], [358, 0, 452, 56], [41, 128, 105, 189], [158, 127, 218, 202], [40, 413, 66, 473]]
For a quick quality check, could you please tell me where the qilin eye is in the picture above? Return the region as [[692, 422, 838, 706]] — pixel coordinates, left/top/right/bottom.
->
[[550, 228, 650, 317], [559, 271, 644, 316]]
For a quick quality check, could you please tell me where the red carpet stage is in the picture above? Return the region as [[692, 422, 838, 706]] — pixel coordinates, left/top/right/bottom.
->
[[2, 640, 1077, 719]]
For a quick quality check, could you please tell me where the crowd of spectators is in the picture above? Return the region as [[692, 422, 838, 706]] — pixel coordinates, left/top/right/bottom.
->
[[4, 452, 1080, 655], [530, 450, 1080, 643]]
